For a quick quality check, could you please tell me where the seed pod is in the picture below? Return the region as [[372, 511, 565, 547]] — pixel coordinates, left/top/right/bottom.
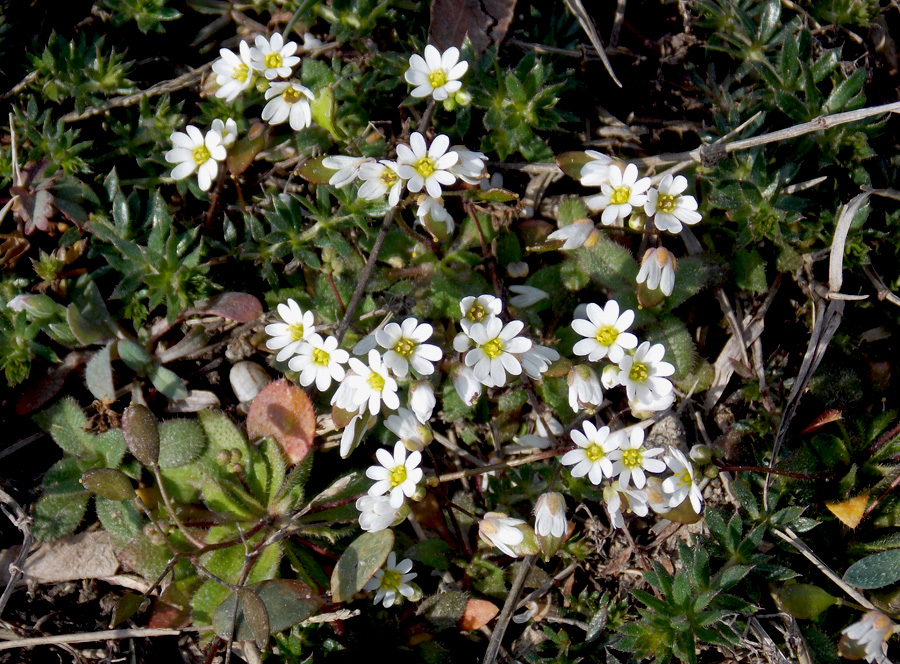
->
[[81, 468, 135, 501], [122, 404, 160, 467]]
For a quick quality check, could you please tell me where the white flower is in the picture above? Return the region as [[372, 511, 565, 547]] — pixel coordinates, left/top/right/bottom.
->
[[464, 318, 532, 387], [617, 342, 675, 407], [603, 481, 649, 529], [385, 408, 433, 451], [363, 552, 417, 608], [375, 317, 442, 378], [288, 333, 349, 391], [630, 391, 675, 414], [358, 160, 404, 206], [301, 33, 323, 50], [518, 343, 560, 380], [600, 364, 620, 389], [478, 512, 525, 557], [334, 350, 400, 416], [662, 449, 703, 514], [352, 333, 379, 356], [459, 294, 502, 334], [644, 174, 702, 234], [449, 147, 486, 184], [509, 285, 549, 308], [210, 118, 238, 148], [579, 151, 614, 187], [409, 381, 436, 423], [548, 219, 596, 250], [840, 611, 897, 663], [415, 194, 454, 235], [534, 492, 567, 538], [561, 422, 621, 485], [323, 155, 372, 187], [608, 427, 666, 490], [396, 132, 458, 199], [637, 247, 677, 296], [265, 299, 316, 362], [585, 164, 651, 225], [165, 125, 227, 191], [571, 300, 638, 363], [404, 45, 468, 101], [249, 33, 300, 80], [339, 410, 369, 458], [453, 363, 482, 405], [356, 494, 401, 533], [262, 81, 314, 131], [213, 42, 255, 102], [366, 441, 424, 509], [568, 365, 604, 412]]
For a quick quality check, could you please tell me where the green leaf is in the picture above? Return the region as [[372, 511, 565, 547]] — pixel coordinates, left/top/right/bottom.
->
[[405, 539, 453, 571], [148, 365, 188, 401], [110, 593, 148, 628], [212, 580, 322, 642], [96, 495, 143, 546], [158, 419, 206, 469], [33, 397, 92, 457], [117, 339, 153, 373], [734, 250, 767, 293], [771, 584, 837, 619], [330, 530, 394, 603], [85, 344, 115, 402], [843, 550, 900, 589], [81, 468, 134, 500], [32, 492, 90, 540], [824, 68, 866, 114], [574, 237, 639, 292], [123, 404, 160, 467]]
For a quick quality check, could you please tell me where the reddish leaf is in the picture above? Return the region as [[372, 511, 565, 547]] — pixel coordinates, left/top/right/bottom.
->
[[801, 409, 843, 434], [246, 379, 316, 464], [147, 599, 191, 629], [16, 351, 88, 415], [226, 122, 268, 175], [194, 292, 263, 322], [429, 0, 517, 55], [459, 599, 499, 630]]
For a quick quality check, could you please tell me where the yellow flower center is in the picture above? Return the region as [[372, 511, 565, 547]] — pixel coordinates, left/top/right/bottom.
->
[[380, 169, 399, 187], [656, 193, 677, 213], [610, 186, 631, 206], [622, 448, 642, 468], [381, 568, 403, 590], [467, 304, 486, 322], [232, 63, 249, 83], [367, 371, 386, 392], [312, 348, 330, 366], [192, 145, 211, 165], [629, 361, 648, 382], [394, 338, 416, 358], [584, 443, 605, 462], [389, 465, 407, 487], [482, 338, 504, 359], [265, 52, 283, 69], [594, 326, 619, 346], [428, 69, 447, 88], [414, 156, 436, 178], [288, 322, 305, 341], [679, 469, 692, 486], [282, 86, 303, 104]]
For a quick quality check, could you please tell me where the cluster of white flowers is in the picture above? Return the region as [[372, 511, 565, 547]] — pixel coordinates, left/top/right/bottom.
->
[[561, 422, 704, 528], [322, 132, 486, 236], [451, 294, 559, 400], [214, 34, 315, 131], [364, 551, 418, 608], [569, 299, 675, 413]]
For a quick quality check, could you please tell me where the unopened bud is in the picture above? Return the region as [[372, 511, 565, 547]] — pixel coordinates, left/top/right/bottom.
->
[[454, 90, 472, 106]]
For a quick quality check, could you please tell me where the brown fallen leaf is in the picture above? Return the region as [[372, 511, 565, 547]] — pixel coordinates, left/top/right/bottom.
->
[[246, 379, 316, 464], [429, 0, 517, 56], [459, 598, 499, 631]]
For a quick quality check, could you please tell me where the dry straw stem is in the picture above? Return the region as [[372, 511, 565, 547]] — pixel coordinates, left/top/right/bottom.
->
[[60, 63, 213, 123], [0, 488, 31, 619], [764, 190, 876, 509], [430, 449, 562, 484], [0, 627, 195, 651], [561, 0, 622, 87], [482, 555, 535, 664]]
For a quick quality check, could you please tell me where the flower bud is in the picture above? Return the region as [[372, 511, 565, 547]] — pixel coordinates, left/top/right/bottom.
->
[[534, 492, 567, 557], [600, 364, 620, 389], [454, 90, 472, 106], [478, 512, 539, 557], [6, 294, 62, 320], [567, 365, 603, 413], [409, 381, 436, 423]]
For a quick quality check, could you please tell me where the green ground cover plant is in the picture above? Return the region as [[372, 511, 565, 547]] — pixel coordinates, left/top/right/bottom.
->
[[2, 1, 900, 663]]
